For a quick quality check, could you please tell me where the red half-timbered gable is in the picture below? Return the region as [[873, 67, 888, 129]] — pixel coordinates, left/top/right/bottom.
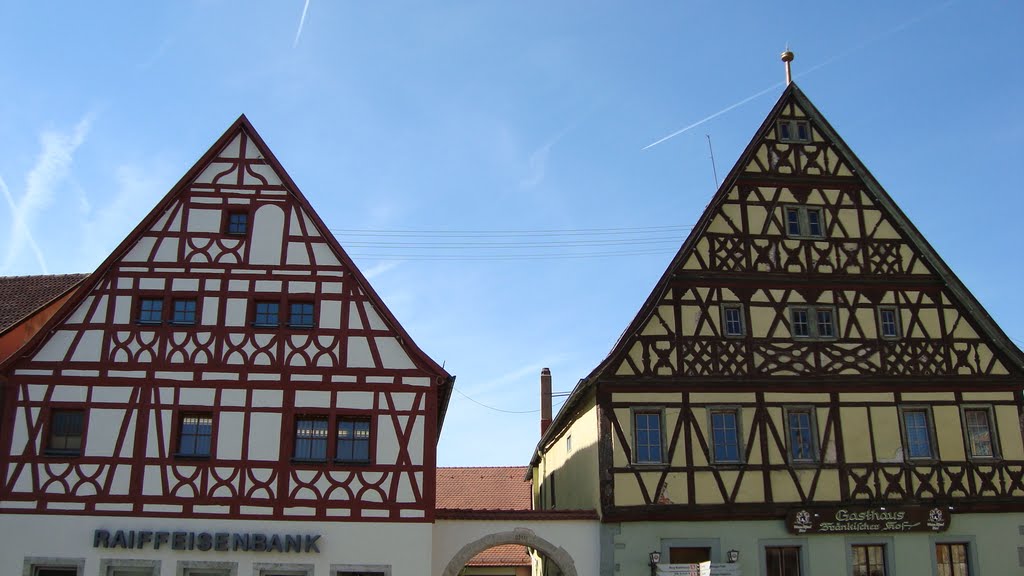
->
[[0, 116, 453, 523]]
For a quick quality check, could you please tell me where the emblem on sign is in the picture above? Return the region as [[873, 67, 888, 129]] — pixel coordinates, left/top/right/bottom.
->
[[793, 510, 813, 533], [927, 508, 947, 531]]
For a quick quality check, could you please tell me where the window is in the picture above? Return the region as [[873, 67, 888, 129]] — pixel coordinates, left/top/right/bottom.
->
[[784, 206, 825, 238], [851, 544, 886, 576], [289, 302, 315, 328], [786, 409, 817, 462], [710, 408, 741, 463], [721, 304, 745, 337], [765, 546, 801, 576], [566, 434, 572, 452], [789, 306, 837, 339], [253, 563, 313, 576], [100, 560, 160, 576], [34, 570, 78, 576], [935, 543, 970, 576], [962, 407, 997, 459], [778, 120, 811, 143], [47, 409, 84, 455], [226, 212, 248, 235], [336, 418, 371, 463], [26, 558, 84, 576], [900, 407, 935, 459], [878, 307, 900, 339], [177, 413, 213, 457], [172, 299, 197, 325], [138, 298, 163, 324], [634, 411, 663, 464], [294, 417, 329, 462], [254, 301, 280, 327]]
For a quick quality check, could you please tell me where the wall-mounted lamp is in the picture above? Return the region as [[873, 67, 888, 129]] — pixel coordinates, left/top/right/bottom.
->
[[727, 549, 740, 563], [649, 551, 662, 576]]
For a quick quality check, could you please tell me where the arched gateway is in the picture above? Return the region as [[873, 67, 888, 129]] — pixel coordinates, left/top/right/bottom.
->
[[442, 527, 576, 576]]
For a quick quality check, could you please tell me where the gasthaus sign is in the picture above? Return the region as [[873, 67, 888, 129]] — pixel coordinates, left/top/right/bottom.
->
[[787, 506, 950, 534], [94, 529, 322, 552]]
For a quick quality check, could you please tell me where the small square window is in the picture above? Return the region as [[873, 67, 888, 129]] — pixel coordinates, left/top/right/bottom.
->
[[289, 302, 315, 328], [786, 409, 817, 462], [294, 417, 328, 462], [47, 409, 84, 455], [138, 298, 163, 324], [710, 408, 741, 463], [722, 304, 745, 337], [336, 418, 371, 463], [900, 407, 935, 460], [254, 302, 280, 327], [963, 407, 997, 459], [226, 212, 248, 235], [633, 411, 663, 464], [878, 307, 900, 339], [172, 299, 197, 325], [177, 413, 213, 457]]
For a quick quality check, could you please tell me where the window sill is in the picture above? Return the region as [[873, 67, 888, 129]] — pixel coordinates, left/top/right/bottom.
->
[[168, 322, 197, 327], [44, 450, 82, 458], [290, 458, 329, 465], [136, 321, 162, 327], [173, 453, 211, 460], [251, 323, 280, 329], [333, 459, 373, 466], [632, 461, 667, 469], [288, 325, 315, 330]]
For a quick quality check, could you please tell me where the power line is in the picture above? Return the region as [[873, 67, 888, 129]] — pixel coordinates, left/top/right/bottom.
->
[[452, 386, 568, 414], [330, 224, 693, 237], [345, 248, 677, 261]]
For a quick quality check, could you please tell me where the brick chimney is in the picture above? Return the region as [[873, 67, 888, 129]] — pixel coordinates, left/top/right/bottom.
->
[[540, 368, 552, 435]]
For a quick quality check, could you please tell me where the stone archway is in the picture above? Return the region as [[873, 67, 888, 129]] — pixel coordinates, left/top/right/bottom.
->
[[441, 527, 577, 576]]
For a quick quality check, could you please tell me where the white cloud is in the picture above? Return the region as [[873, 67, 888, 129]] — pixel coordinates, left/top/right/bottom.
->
[[1, 115, 93, 274]]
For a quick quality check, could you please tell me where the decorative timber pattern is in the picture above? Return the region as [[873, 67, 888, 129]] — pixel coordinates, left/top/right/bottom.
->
[[0, 117, 451, 521]]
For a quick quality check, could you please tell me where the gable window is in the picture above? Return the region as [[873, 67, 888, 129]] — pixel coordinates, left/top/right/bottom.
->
[[336, 418, 371, 463], [878, 307, 900, 339], [47, 409, 85, 455], [289, 302, 315, 328], [786, 408, 817, 462], [962, 407, 997, 459], [935, 543, 970, 576], [254, 301, 280, 327], [900, 407, 935, 460], [778, 120, 811, 143], [633, 410, 663, 464], [721, 304, 745, 337], [176, 413, 213, 457], [294, 417, 329, 462], [789, 306, 836, 340], [710, 408, 741, 463], [784, 206, 825, 238], [765, 546, 802, 576], [226, 212, 248, 235], [138, 297, 164, 324], [851, 544, 886, 576], [172, 299, 197, 325]]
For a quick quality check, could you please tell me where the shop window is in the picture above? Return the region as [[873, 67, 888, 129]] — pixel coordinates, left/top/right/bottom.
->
[[253, 564, 313, 576], [789, 306, 836, 340], [47, 409, 85, 456], [176, 413, 213, 457], [633, 410, 663, 464], [293, 417, 329, 462], [721, 304, 745, 337], [765, 546, 802, 576], [336, 418, 371, 463], [253, 301, 280, 327], [289, 302, 315, 328], [178, 561, 236, 576], [878, 307, 901, 339], [786, 408, 817, 463], [851, 544, 886, 576], [226, 212, 248, 235], [900, 407, 936, 460], [935, 543, 970, 576], [710, 408, 742, 463], [669, 547, 711, 563], [962, 407, 998, 459], [35, 570, 79, 576], [784, 206, 825, 238], [137, 297, 164, 324], [25, 558, 84, 576], [172, 298, 197, 325], [100, 560, 160, 576]]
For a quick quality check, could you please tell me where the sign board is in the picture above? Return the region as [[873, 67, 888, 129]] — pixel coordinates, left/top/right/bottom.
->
[[787, 506, 950, 534], [656, 564, 740, 576]]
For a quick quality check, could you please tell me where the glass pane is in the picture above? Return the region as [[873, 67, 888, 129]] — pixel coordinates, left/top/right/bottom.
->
[[779, 122, 792, 141], [807, 209, 822, 236], [712, 411, 739, 461], [816, 309, 834, 338], [791, 309, 809, 337], [789, 411, 813, 460], [786, 208, 801, 235], [904, 410, 933, 458], [725, 307, 742, 335], [965, 409, 993, 457]]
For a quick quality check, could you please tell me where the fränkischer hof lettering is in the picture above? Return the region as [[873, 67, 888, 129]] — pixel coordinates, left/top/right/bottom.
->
[[787, 506, 950, 534], [93, 530, 321, 552]]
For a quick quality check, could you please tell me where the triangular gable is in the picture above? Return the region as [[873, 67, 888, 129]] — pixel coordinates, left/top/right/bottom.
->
[[2, 115, 453, 426]]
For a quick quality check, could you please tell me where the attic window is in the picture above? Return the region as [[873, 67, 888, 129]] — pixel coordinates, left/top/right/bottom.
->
[[226, 211, 248, 235], [778, 120, 811, 143]]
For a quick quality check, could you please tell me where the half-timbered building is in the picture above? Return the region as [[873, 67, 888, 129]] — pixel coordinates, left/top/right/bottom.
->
[[0, 116, 454, 576], [529, 80, 1024, 576]]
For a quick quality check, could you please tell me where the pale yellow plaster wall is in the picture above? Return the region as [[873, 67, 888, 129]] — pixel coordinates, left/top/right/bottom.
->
[[536, 395, 601, 511]]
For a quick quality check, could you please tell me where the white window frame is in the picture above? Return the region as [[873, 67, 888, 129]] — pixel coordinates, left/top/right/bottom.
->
[[177, 561, 237, 576], [253, 564, 314, 576]]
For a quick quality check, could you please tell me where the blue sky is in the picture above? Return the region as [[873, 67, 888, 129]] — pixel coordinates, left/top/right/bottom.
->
[[1, 1, 1021, 466]]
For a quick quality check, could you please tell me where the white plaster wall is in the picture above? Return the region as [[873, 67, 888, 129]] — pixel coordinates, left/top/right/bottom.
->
[[0, 514, 434, 576], [432, 519, 600, 576]]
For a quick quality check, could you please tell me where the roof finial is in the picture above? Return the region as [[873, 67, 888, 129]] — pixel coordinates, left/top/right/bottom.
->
[[781, 48, 794, 86]]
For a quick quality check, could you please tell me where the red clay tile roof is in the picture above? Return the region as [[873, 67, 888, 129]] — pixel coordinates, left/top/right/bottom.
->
[[466, 544, 531, 566], [436, 466, 531, 511], [0, 274, 87, 334]]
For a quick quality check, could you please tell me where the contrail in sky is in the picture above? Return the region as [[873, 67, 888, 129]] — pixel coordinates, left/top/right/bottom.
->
[[642, 0, 958, 150], [293, 0, 311, 48]]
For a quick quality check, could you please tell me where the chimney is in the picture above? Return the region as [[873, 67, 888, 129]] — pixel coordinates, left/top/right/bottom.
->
[[540, 368, 552, 435]]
